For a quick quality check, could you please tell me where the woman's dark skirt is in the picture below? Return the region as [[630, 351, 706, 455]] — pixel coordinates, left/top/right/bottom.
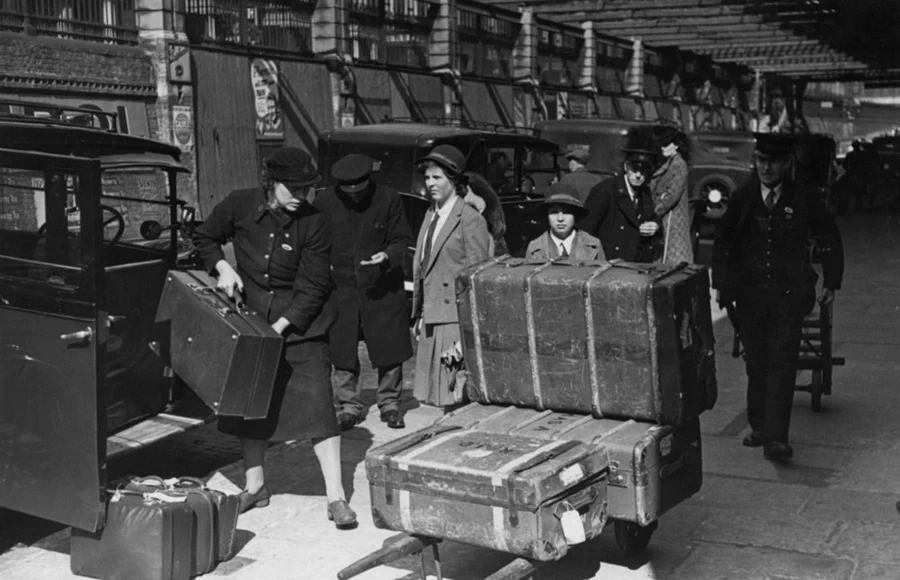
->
[[218, 337, 339, 442]]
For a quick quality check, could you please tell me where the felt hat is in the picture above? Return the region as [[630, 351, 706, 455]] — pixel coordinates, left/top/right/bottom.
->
[[754, 133, 795, 158], [539, 183, 589, 217], [416, 145, 466, 177], [622, 126, 661, 169], [331, 153, 375, 193], [651, 124, 685, 148]]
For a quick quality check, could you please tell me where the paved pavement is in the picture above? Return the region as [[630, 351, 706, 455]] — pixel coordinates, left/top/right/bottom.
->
[[2, 210, 900, 580]]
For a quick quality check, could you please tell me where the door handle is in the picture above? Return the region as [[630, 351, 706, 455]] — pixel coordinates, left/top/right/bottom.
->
[[60, 326, 93, 343]]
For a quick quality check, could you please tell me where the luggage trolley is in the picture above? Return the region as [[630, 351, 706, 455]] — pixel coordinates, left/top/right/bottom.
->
[[731, 300, 845, 411]]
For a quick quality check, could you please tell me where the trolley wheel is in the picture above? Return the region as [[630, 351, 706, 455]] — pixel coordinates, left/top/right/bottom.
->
[[810, 370, 823, 413], [614, 520, 658, 555]]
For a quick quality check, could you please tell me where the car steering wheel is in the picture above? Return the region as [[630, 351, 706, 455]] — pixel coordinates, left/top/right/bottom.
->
[[37, 204, 125, 244]]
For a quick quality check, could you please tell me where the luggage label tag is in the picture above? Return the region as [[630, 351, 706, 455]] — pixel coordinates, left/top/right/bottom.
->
[[559, 501, 586, 545]]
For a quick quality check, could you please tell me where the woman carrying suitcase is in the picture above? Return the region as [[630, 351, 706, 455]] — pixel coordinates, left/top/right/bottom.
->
[[411, 145, 491, 411], [193, 147, 356, 528]]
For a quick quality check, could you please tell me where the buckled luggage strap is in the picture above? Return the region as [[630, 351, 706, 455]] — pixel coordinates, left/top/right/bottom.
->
[[523, 262, 556, 409], [503, 440, 582, 527], [583, 263, 615, 417], [465, 256, 507, 405], [381, 425, 464, 505]]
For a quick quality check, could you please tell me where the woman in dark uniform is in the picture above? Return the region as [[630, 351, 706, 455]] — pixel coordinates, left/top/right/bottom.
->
[[193, 147, 356, 528]]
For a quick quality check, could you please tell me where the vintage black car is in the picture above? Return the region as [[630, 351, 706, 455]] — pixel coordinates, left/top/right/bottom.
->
[[0, 100, 208, 532], [317, 122, 562, 280]]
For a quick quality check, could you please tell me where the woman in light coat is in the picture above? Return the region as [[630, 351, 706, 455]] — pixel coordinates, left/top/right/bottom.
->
[[650, 125, 694, 265], [412, 145, 491, 410]]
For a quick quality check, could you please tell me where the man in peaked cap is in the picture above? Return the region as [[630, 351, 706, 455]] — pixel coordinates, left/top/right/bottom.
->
[[713, 133, 844, 461], [525, 182, 604, 261], [579, 126, 663, 262], [560, 148, 604, 204], [314, 153, 413, 430]]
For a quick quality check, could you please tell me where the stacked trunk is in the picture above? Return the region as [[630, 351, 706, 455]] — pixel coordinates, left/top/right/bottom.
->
[[365, 258, 716, 561]]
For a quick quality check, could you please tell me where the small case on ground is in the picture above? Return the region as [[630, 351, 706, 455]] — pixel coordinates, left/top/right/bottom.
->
[[155, 270, 283, 419], [366, 424, 610, 562], [437, 403, 703, 527], [70, 488, 193, 580], [171, 477, 240, 564]]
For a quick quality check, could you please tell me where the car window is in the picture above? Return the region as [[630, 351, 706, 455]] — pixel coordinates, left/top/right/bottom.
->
[[101, 168, 173, 243], [0, 168, 83, 287]]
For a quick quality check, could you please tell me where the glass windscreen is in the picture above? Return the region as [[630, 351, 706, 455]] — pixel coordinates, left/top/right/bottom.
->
[[0, 168, 83, 288]]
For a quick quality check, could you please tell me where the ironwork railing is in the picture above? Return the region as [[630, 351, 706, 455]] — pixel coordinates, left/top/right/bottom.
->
[[0, 0, 138, 45], [185, 0, 314, 54], [457, 7, 518, 78]]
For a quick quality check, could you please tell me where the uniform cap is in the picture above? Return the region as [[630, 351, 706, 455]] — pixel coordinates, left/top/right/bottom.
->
[[265, 147, 321, 190], [331, 153, 375, 193]]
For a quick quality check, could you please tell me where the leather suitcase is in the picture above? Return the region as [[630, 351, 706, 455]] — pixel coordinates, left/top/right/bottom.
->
[[438, 403, 703, 527], [456, 258, 717, 425], [367, 424, 610, 561], [125, 476, 240, 566], [172, 477, 240, 564], [155, 270, 283, 419], [70, 489, 193, 580]]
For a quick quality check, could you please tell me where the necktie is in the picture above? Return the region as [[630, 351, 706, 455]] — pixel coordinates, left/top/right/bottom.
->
[[420, 213, 440, 269], [559, 243, 569, 258], [765, 189, 776, 211]]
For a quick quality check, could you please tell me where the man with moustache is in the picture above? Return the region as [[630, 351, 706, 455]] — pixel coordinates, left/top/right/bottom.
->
[[713, 133, 844, 461], [579, 126, 663, 262], [314, 153, 413, 430]]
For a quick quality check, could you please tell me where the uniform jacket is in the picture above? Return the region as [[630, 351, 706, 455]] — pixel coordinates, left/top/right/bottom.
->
[[712, 177, 844, 312], [579, 175, 662, 263], [560, 168, 606, 204], [193, 187, 336, 340], [525, 230, 605, 262], [413, 196, 491, 324], [650, 153, 694, 264], [313, 183, 413, 368]]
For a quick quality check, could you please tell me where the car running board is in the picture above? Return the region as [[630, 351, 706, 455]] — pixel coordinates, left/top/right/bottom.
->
[[107, 413, 207, 460]]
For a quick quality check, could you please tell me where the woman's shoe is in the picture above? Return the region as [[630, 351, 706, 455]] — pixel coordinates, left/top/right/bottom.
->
[[239, 486, 271, 514], [326, 499, 358, 529]]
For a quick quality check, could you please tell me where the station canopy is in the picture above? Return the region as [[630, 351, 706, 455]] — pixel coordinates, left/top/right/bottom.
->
[[509, 0, 900, 85]]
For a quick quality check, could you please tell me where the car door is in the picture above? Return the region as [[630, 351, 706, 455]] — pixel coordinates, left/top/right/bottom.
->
[[0, 149, 108, 532]]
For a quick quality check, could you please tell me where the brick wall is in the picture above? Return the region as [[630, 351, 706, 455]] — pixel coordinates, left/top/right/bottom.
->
[[0, 32, 155, 97]]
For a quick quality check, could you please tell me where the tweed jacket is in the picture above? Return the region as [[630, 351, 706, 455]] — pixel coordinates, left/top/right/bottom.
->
[[412, 196, 491, 324], [650, 153, 694, 264], [525, 230, 605, 262]]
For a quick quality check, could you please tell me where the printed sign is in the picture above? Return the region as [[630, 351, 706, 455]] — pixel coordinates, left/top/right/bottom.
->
[[172, 105, 193, 152], [251, 59, 284, 140]]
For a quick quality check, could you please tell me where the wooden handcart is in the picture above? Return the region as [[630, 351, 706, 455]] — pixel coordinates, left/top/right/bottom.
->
[[337, 534, 545, 580], [732, 300, 845, 411]]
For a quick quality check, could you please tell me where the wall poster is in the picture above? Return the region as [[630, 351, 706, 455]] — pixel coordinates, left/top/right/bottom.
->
[[251, 58, 284, 140]]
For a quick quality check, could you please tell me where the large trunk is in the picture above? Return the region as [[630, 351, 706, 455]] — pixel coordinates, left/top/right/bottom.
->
[[155, 270, 283, 419], [366, 424, 610, 562], [456, 258, 717, 425], [438, 403, 703, 527]]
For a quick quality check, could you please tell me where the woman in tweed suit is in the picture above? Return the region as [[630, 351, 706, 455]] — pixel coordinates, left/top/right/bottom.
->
[[650, 125, 694, 264], [411, 145, 491, 410]]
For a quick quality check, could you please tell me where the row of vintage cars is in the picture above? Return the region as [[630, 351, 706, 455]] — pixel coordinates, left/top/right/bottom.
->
[[0, 99, 838, 533]]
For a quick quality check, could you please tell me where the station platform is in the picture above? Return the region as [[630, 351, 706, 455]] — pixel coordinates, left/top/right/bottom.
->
[[2, 209, 899, 580]]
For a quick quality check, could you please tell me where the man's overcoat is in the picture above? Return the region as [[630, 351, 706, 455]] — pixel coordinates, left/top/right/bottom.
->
[[314, 183, 413, 369], [579, 175, 662, 263]]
